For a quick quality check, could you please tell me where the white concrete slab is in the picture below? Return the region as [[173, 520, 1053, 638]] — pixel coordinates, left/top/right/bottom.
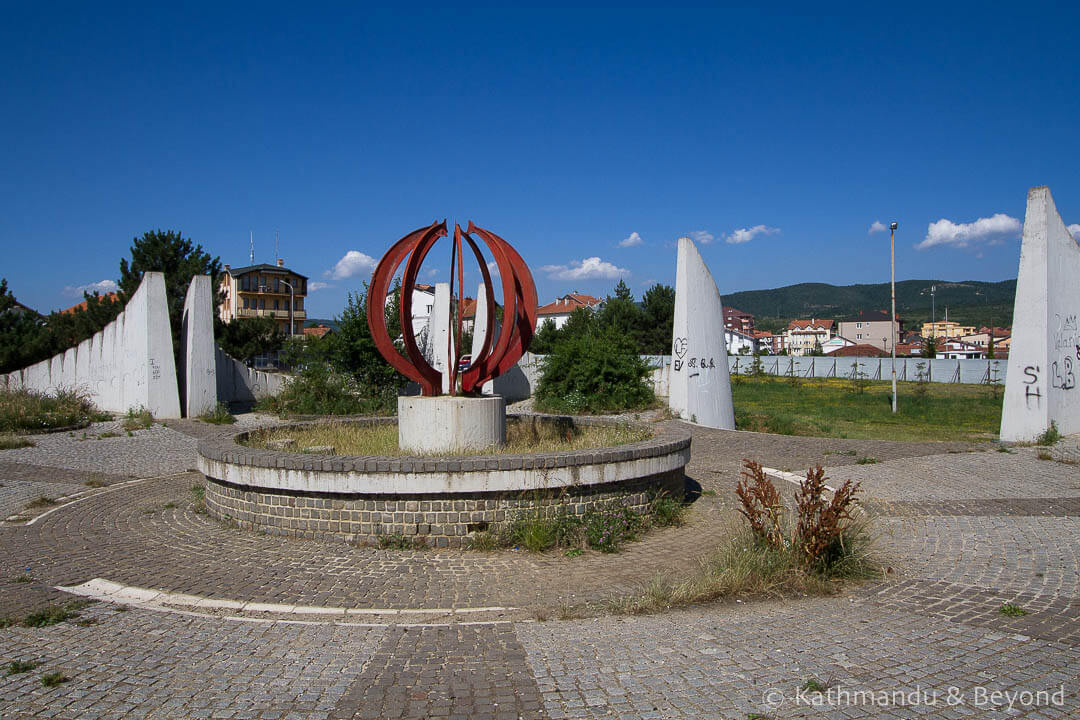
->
[[180, 275, 218, 417], [1001, 187, 1080, 441], [669, 237, 735, 429]]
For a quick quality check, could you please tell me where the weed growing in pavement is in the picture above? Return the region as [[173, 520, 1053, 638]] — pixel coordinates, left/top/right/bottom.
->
[[27, 497, 56, 508], [564, 548, 583, 557], [84, 473, 108, 488], [22, 605, 77, 628], [164, 502, 177, 509], [0, 435, 34, 449], [377, 534, 418, 550], [795, 465, 862, 570], [97, 431, 121, 439], [1036, 450, 1053, 461], [1035, 421, 1060, 446], [14, 574, 33, 583], [0, 617, 13, 628], [1000, 603, 1028, 617], [616, 463, 873, 615], [996, 446, 1014, 453], [200, 402, 237, 425], [802, 679, 827, 692], [191, 485, 206, 514], [40, 672, 68, 687], [736, 460, 785, 550], [855, 457, 879, 465], [4, 660, 37, 676], [122, 406, 153, 431]]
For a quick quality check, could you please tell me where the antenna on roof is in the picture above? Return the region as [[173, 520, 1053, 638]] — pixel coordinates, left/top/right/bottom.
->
[[275, 229, 279, 263], [249, 231, 255, 264]]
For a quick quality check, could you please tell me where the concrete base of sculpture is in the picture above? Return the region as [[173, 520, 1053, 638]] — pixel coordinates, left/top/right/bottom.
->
[[398, 395, 506, 454]]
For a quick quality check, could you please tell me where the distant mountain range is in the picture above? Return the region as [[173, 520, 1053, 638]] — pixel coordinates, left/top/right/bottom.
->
[[721, 279, 1017, 334]]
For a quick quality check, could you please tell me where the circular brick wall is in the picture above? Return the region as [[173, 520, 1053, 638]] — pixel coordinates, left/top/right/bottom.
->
[[197, 415, 691, 548]]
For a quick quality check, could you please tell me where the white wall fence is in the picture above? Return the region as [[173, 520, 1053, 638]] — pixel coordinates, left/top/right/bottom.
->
[[517, 353, 1007, 400], [727, 355, 1007, 386], [215, 348, 288, 404]]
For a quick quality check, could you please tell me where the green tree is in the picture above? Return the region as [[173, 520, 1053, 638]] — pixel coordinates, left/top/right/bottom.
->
[[119, 229, 223, 362], [597, 294, 644, 350], [530, 318, 560, 354], [217, 317, 286, 366], [640, 284, 675, 354], [924, 335, 937, 359], [560, 306, 597, 341], [0, 280, 48, 373], [322, 283, 404, 409], [613, 279, 632, 301], [534, 326, 654, 414]]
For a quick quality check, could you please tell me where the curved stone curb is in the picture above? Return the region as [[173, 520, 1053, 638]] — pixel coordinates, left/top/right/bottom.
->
[[58, 578, 522, 627]]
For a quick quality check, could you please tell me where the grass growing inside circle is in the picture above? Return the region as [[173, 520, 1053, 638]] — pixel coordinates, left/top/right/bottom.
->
[[242, 418, 653, 457]]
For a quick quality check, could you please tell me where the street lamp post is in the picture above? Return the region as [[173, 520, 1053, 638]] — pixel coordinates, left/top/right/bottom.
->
[[890, 222, 898, 414]]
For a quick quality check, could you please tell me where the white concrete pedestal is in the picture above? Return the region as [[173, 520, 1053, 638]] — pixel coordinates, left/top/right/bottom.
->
[[398, 395, 506, 454]]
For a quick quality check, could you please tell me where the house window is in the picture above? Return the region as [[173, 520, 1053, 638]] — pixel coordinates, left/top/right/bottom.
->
[[274, 299, 279, 310], [243, 298, 249, 309], [856, 322, 862, 328], [259, 299, 265, 310]]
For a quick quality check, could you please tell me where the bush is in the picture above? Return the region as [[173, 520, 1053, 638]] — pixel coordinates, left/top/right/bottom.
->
[[257, 361, 394, 416], [534, 328, 654, 414], [200, 402, 237, 425], [0, 387, 108, 433]]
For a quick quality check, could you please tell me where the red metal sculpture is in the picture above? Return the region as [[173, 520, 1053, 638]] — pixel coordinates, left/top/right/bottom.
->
[[367, 221, 538, 396]]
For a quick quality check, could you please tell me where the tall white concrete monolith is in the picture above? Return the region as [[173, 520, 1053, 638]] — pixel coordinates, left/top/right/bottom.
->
[[430, 282, 456, 394], [180, 275, 218, 417], [1001, 187, 1080, 441], [470, 283, 495, 395], [669, 237, 735, 429]]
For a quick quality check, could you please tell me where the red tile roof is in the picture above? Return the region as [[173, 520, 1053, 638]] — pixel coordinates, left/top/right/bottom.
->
[[60, 292, 120, 315], [303, 324, 332, 338], [787, 318, 834, 331], [830, 344, 889, 357], [536, 293, 601, 316]]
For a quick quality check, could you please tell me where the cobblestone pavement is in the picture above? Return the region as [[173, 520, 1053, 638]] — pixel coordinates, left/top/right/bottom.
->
[[0, 417, 1077, 718]]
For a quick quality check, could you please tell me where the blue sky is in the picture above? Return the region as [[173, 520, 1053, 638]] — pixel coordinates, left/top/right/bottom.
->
[[3, 4, 1079, 317]]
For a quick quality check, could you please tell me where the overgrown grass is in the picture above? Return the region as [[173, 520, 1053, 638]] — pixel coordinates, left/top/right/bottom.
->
[[40, 671, 68, 687], [122, 407, 153, 431], [199, 402, 237, 425], [613, 516, 878, 614], [0, 435, 34, 449], [20, 599, 94, 627], [470, 492, 687, 554], [243, 418, 652, 457], [732, 376, 1000, 442], [0, 387, 109, 433]]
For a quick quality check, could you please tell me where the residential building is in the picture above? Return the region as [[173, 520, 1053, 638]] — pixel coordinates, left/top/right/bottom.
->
[[784, 318, 834, 356], [303, 324, 333, 339], [821, 336, 856, 354], [921, 320, 975, 339], [937, 339, 984, 359], [725, 328, 758, 355], [723, 306, 755, 335], [837, 310, 903, 353], [752, 330, 785, 354], [960, 327, 1011, 351], [535, 292, 602, 330], [218, 260, 308, 335]]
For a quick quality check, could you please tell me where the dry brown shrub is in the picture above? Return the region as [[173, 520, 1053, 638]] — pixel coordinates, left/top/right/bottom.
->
[[735, 459, 785, 549], [795, 465, 860, 568]]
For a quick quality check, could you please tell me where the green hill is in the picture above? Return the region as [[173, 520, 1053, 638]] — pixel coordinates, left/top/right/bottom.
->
[[722, 279, 1016, 334]]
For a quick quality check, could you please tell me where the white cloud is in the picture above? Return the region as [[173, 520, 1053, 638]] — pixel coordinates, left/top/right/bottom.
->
[[689, 230, 715, 245], [540, 256, 629, 281], [868, 220, 887, 235], [618, 231, 643, 248], [308, 281, 333, 292], [64, 279, 118, 297], [328, 250, 378, 280], [725, 225, 780, 245], [486, 261, 500, 277], [916, 213, 1020, 250], [1068, 223, 1080, 240], [426, 268, 439, 278]]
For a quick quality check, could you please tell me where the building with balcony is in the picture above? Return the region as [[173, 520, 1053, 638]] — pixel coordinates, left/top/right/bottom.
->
[[837, 309, 903, 352], [218, 260, 308, 335]]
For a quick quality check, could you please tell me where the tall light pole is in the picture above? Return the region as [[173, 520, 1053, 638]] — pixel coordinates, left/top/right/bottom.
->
[[890, 221, 898, 414]]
